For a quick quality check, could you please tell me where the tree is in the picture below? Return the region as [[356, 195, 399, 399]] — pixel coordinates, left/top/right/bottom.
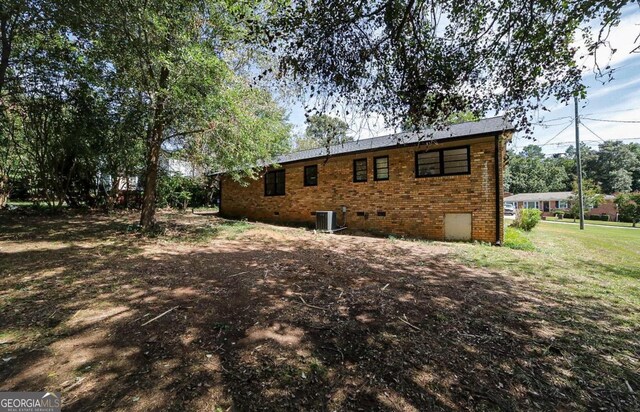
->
[[592, 141, 640, 193], [64, 0, 290, 229], [294, 114, 351, 151], [265, 1, 636, 133], [608, 169, 633, 193], [504, 145, 570, 194], [568, 178, 604, 222], [615, 192, 640, 227]]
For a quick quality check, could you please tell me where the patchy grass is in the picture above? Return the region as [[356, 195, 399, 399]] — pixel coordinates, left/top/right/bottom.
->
[[0, 211, 638, 411]]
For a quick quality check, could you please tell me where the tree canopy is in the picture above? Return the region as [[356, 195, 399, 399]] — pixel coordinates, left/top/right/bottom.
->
[[0, 0, 291, 227], [505, 141, 640, 195], [265, 1, 637, 132], [293, 114, 352, 151]]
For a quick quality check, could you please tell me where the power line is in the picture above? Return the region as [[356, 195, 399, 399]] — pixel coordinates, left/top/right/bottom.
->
[[579, 121, 607, 143], [581, 117, 640, 124], [539, 121, 574, 146], [584, 107, 640, 116]]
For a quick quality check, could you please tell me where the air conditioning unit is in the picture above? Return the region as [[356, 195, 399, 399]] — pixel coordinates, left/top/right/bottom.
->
[[316, 211, 338, 232]]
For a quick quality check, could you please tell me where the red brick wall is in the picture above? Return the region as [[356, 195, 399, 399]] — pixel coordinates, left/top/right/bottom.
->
[[589, 200, 617, 221], [221, 135, 509, 243]]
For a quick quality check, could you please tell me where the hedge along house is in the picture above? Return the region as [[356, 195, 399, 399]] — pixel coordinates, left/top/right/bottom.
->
[[219, 116, 515, 244]]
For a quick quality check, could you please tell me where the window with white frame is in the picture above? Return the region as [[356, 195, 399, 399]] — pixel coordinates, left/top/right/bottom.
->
[[525, 201, 539, 209]]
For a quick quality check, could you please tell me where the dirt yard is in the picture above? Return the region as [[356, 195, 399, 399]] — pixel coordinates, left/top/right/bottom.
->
[[0, 211, 638, 411]]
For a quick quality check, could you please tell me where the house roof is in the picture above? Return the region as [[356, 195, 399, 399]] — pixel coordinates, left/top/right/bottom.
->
[[504, 192, 573, 202], [275, 116, 514, 165], [504, 192, 616, 202]]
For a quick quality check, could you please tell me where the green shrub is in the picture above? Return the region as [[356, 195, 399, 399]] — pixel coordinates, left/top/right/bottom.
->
[[510, 208, 541, 231], [503, 227, 535, 251], [600, 214, 610, 221], [157, 173, 212, 209]]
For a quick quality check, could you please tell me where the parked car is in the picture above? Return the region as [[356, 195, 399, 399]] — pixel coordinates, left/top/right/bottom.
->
[[504, 204, 516, 216]]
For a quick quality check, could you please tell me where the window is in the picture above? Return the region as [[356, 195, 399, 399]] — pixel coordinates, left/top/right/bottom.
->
[[558, 200, 568, 209], [304, 165, 317, 186], [524, 201, 539, 209], [265, 169, 285, 196], [443, 148, 470, 174], [415, 146, 470, 177], [374, 156, 389, 181], [416, 151, 441, 177], [353, 158, 367, 182]]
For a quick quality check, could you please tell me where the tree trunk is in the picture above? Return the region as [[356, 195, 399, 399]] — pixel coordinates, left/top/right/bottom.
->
[[0, 174, 8, 207], [0, 16, 13, 97], [140, 131, 162, 229], [139, 67, 169, 230]]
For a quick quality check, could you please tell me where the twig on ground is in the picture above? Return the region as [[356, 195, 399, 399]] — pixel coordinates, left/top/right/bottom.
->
[[141, 306, 179, 326], [131, 313, 151, 323], [63, 377, 85, 392], [298, 296, 327, 311], [381, 283, 390, 291], [625, 380, 634, 393], [398, 315, 421, 331], [227, 271, 248, 278]]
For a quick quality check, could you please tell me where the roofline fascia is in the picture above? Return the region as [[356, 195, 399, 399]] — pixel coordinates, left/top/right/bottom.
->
[[275, 130, 514, 167]]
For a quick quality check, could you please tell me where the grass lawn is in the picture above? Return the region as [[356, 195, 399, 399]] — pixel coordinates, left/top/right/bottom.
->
[[0, 211, 638, 411], [459, 220, 640, 306], [543, 215, 638, 228]]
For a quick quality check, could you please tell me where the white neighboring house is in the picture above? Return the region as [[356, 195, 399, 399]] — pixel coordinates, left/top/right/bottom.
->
[[504, 191, 617, 220], [504, 192, 572, 213], [97, 173, 141, 192], [160, 158, 203, 178]]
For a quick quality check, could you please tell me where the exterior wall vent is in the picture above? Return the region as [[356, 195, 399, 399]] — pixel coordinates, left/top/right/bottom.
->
[[316, 211, 338, 232]]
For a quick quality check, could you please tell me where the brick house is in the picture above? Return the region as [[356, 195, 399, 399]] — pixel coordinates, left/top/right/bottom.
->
[[504, 192, 618, 220], [504, 192, 573, 214], [219, 117, 514, 244]]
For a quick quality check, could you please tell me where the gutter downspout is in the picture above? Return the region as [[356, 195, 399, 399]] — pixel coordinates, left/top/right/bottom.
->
[[494, 134, 502, 246]]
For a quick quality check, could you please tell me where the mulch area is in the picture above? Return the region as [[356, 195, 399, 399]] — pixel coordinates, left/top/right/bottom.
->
[[0, 211, 637, 411]]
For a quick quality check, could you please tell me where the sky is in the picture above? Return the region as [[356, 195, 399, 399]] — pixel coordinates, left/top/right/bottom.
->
[[285, 5, 640, 155]]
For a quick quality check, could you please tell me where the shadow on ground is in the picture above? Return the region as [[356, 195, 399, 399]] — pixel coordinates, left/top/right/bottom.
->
[[0, 212, 638, 411]]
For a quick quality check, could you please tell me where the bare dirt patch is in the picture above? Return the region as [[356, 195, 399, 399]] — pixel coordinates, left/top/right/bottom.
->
[[0, 211, 637, 411]]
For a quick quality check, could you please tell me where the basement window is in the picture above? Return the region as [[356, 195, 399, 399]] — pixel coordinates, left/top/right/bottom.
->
[[353, 158, 367, 182], [265, 170, 285, 196], [304, 165, 318, 186], [374, 156, 389, 181]]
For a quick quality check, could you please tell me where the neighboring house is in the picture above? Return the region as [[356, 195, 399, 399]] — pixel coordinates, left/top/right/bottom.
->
[[504, 192, 572, 213], [504, 192, 617, 220], [219, 116, 514, 244], [160, 158, 204, 178]]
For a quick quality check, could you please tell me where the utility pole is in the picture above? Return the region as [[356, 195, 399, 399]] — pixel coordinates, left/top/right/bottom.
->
[[574, 96, 585, 230]]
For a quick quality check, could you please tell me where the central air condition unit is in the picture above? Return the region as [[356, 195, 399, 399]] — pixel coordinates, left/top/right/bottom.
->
[[316, 211, 338, 232]]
